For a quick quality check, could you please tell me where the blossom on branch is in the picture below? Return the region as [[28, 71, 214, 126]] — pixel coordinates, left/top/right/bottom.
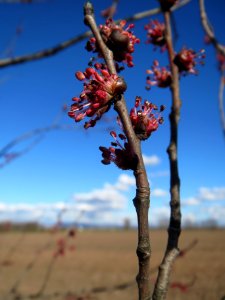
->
[[145, 20, 166, 51], [173, 47, 205, 75], [99, 131, 137, 170], [86, 19, 140, 67], [129, 96, 164, 140], [146, 60, 172, 89], [68, 67, 126, 129]]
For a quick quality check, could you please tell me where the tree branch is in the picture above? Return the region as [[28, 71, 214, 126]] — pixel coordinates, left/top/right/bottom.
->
[[152, 9, 181, 300], [199, 0, 225, 56], [84, 2, 152, 299], [219, 72, 225, 139], [0, 0, 191, 69]]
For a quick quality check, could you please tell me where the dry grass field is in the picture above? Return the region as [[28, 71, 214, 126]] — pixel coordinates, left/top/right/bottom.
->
[[0, 229, 224, 300]]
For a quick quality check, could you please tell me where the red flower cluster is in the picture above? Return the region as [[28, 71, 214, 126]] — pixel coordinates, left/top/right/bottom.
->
[[145, 20, 166, 51], [68, 67, 126, 129], [99, 131, 137, 170], [129, 96, 164, 140], [173, 48, 205, 75], [146, 60, 172, 89], [86, 19, 140, 67]]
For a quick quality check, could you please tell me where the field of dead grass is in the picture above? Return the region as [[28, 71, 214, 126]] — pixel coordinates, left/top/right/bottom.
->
[[0, 229, 224, 300]]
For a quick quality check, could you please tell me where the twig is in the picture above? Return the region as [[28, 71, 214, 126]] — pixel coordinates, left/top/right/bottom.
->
[[84, 2, 152, 299], [0, 0, 191, 69], [199, 0, 225, 141], [101, 0, 119, 19], [199, 0, 225, 56], [152, 9, 182, 300], [219, 73, 225, 139], [0, 123, 73, 169]]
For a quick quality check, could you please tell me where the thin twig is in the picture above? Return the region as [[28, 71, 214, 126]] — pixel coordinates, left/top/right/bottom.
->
[[219, 72, 225, 139], [0, 0, 191, 69], [152, 9, 182, 300], [199, 0, 225, 56], [0, 123, 73, 169], [199, 0, 225, 141]]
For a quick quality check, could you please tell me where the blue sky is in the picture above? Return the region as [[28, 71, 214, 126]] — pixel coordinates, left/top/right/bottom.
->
[[0, 0, 225, 227]]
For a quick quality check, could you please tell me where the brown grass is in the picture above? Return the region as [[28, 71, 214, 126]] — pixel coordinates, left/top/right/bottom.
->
[[0, 229, 225, 300]]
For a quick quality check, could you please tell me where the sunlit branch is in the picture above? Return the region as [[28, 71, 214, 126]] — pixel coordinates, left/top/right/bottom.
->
[[0, 0, 190, 69]]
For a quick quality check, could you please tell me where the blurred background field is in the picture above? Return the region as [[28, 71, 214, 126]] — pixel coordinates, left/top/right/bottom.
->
[[0, 228, 225, 300]]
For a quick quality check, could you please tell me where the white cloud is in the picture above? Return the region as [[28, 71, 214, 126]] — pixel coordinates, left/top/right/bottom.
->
[[143, 154, 161, 166], [0, 173, 136, 226], [115, 174, 135, 191], [151, 188, 168, 197], [182, 197, 200, 206], [149, 206, 170, 226], [182, 187, 225, 207], [149, 170, 169, 178], [198, 187, 225, 201]]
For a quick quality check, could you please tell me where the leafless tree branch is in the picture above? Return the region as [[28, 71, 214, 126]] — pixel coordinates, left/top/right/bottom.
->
[[219, 73, 225, 139], [0, 0, 190, 69], [152, 8, 182, 300], [199, 0, 225, 56]]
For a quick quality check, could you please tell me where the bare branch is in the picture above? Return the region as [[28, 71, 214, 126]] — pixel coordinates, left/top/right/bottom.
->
[[153, 9, 182, 300], [199, 0, 225, 56], [0, 123, 74, 169], [219, 73, 225, 139], [0, 0, 191, 69], [101, 0, 120, 19]]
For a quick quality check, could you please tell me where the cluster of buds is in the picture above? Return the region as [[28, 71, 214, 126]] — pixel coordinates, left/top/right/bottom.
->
[[173, 47, 205, 75], [144, 20, 166, 51], [146, 60, 172, 89], [129, 96, 164, 140], [99, 131, 137, 170], [68, 67, 126, 129], [86, 19, 140, 67], [159, 0, 178, 11]]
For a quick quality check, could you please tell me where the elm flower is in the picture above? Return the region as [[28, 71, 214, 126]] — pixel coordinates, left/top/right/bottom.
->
[[173, 47, 205, 75], [99, 131, 137, 170], [68, 67, 126, 129], [145, 20, 166, 51], [146, 60, 172, 89], [129, 96, 164, 140], [86, 19, 140, 67]]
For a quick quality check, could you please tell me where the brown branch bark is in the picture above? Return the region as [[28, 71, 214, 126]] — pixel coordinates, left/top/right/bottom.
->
[[152, 10, 181, 300], [84, 2, 151, 299], [199, 0, 225, 56], [0, 0, 190, 69]]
